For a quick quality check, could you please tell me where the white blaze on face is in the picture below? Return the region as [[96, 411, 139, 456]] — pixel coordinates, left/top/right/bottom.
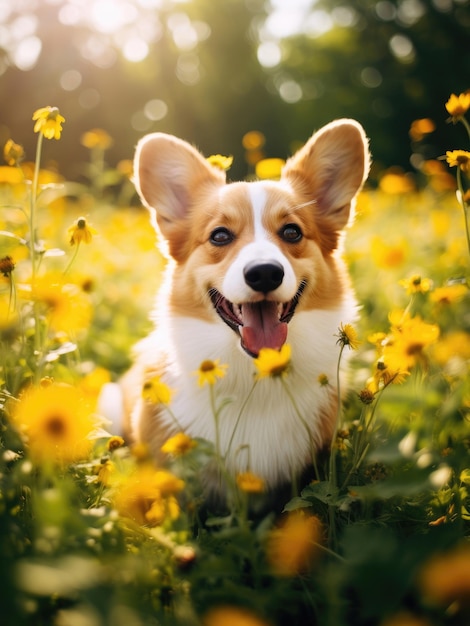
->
[[221, 182, 297, 303]]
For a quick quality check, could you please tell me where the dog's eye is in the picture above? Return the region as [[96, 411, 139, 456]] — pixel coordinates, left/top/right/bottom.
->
[[209, 227, 234, 246], [280, 223, 303, 243]]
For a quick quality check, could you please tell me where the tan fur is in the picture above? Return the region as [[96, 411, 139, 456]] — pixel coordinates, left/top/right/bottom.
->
[[123, 119, 370, 496]]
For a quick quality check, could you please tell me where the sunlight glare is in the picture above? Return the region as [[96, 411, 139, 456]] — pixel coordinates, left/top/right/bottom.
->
[[90, 0, 138, 34]]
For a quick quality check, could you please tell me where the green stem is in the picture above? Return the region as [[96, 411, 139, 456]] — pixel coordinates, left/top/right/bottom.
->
[[63, 241, 81, 276], [30, 132, 44, 376], [226, 379, 258, 456], [328, 345, 345, 488], [456, 167, 470, 261], [460, 115, 470, 142], [281, 377, 320, 483], [30, 132, 43, 283]]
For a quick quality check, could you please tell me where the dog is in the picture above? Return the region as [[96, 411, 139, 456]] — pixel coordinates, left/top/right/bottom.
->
[[118, 119, 370, 500]]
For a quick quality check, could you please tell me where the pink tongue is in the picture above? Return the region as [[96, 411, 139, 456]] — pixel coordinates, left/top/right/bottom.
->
[[240, 302, 287, 356]]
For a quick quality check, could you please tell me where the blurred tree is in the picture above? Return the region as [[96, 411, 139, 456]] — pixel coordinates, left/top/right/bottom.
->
[[0, 0, 468, 185], [272, 0, 470, 176]]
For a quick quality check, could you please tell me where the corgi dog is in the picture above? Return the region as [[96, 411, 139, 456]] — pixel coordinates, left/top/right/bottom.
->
[[120, 119, 370, 499]]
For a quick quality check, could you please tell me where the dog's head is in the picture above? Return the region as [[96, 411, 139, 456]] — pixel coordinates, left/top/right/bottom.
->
[[134, 120, 370, 357]]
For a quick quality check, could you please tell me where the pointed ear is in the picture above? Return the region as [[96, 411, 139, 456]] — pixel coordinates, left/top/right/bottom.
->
[[282, 119, 370, 230], [134, 133, 226, 226]]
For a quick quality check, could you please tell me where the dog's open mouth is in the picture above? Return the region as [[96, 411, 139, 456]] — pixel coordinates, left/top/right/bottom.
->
[[209, 281, 306, 357]]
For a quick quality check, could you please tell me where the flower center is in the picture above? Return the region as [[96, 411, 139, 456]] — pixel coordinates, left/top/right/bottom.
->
[[45, 415, 67, 438], [199, 360, 216, 372]]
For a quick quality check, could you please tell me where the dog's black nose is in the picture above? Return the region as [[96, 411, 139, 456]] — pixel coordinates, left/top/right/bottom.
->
[[244, 260, 284, 293]]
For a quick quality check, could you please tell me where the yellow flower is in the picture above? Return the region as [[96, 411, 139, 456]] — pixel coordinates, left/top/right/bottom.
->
[[242, 130, 266, 150], [445, 149, 470, 172], [146, 495, 180, 525], [111, 466, 184, 526], [67, 217, 98, 246], [161, 432, 196, 456], [379, 169, 415, 194], [107, 435, 125, 452], [11, 383, 97, 465], [32, 106, 65, 140], [409, 118, 435, 142], [399, 274, 432, 295], [0, 165, 24, 184], [430, 283, 468, 305], [266, 511, 323, 577], [432, 331, 470, 365], [370, 358, 410, 391], [3, 139, 24, 166], [418, 544, 470, 606], [236, 471, 265, 494], [195, 359, 228, 386], [318, 373, 329, 386], [370, 235, 408, 269], [142, 376, 173, 405], [0, 255, 15, 277], [81, 128, 113, 150], [206, 154, 233, 171], [255, 158, 285, 180], [254, 344, 291, 378], [97, 459, 115, 486], [383, 314, 440, 371], [203, 606, 270, 626], [19, 274, 92, 334], [336, 323, 360, 350], [153, 469, 185, 497], [358, 387, 375, 404], [445, 92, 470, 120]]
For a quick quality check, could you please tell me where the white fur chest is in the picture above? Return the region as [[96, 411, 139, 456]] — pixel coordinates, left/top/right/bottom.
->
[[155, 301, 355, 488]]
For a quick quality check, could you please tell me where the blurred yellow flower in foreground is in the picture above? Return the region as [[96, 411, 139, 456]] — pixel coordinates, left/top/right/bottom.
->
[[112, 466, 184, 526], [161, 432, 196, 456], [418, 544, 470, 607], [195, 359, 228, 387], [11, 383, 97, 465], [32, 106, 65, 140], [266, 511, 323, 577], [19, 274, 92, 334], [0, 165, 24, 184], [203, 606, 270, 626], [67, 217, 98, 246], [254, 344, 291, 379]]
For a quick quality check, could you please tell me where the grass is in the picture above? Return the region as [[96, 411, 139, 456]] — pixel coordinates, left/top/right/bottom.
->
[[0, 106, 469, 626]]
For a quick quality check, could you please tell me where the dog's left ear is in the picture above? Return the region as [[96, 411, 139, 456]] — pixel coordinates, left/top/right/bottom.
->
[[282, 119, 370, 231]]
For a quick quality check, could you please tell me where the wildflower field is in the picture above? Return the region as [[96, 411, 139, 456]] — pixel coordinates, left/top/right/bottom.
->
[[1, 98, 470, 626]]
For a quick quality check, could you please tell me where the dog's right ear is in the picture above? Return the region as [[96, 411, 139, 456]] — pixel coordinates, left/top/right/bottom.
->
[[134, 133, 226, 229]]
